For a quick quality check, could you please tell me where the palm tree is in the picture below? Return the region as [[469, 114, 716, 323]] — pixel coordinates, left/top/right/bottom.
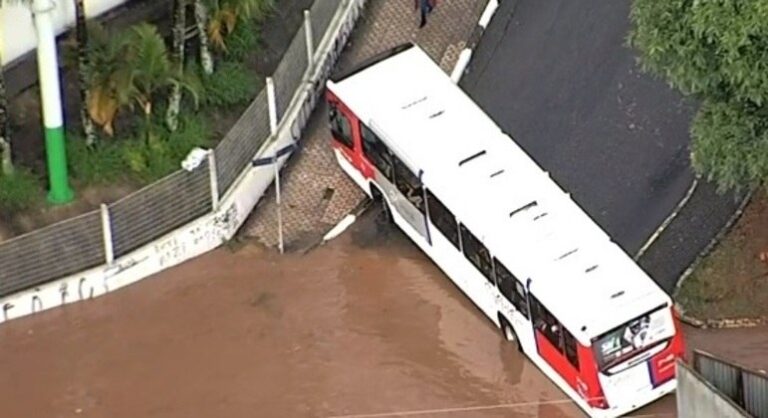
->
[[87, 23, 199, 141], [126, 24, 199, 141], [165, 0, 187, 132], [85, 22, 128, 137], [204, 0, 274, 53], [194, 0, 214, 75], [74, 0, 97, 146]]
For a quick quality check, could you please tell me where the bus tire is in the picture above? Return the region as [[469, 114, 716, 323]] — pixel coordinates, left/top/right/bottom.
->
[[499, 316, 522, 352], [370, 185, 392, 223]]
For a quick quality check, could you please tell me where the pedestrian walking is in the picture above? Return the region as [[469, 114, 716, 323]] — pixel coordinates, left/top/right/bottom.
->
[[415, 0, 436, 28]]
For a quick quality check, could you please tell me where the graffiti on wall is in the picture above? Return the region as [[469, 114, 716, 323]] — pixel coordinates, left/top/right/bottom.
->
[[212, 202, 239, 239], [155, 236, 187, 269]]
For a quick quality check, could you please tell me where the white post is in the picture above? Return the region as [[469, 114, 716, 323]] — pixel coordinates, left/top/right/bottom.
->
[[207, 150, 219, 210], [274, 154, 284, 254], [304, 9, 314, 70], [32, 0, 74, 204], [266, 77, 279, 135], [100, 204, 114, 265]]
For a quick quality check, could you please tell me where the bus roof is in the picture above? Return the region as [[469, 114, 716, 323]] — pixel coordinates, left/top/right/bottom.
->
[[327, 44, 670, 344]]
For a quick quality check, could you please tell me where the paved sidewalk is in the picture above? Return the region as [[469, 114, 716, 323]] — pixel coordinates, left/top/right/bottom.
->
[[244, 0, 489, 250]]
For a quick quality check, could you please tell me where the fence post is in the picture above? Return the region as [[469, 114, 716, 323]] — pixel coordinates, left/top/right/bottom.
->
[[266, 77, 278, 135], [207, 150, 220, 210], [304, 9, 314, 70], [100, 203, 114, 265], [274, 153, 284, 254]]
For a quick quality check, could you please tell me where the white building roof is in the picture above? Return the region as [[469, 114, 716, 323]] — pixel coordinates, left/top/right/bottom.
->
[[328, 44, 670, 343]]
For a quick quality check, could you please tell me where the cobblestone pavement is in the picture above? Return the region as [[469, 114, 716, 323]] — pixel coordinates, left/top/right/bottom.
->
[[244, 0, 489, 250]]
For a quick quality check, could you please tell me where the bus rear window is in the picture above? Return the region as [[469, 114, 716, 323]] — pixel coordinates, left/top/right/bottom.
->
[[592, 305, 673, 371]]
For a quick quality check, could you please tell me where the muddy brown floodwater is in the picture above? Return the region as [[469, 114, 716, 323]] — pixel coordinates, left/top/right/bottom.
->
[[0, 211, 764, 418]]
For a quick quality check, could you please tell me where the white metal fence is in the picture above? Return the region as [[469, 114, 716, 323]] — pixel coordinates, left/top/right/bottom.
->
[[0, 0, 356, 300]]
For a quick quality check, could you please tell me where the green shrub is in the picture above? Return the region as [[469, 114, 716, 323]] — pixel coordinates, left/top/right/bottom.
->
[[122, 116, 212, 182], [166, 115, 212, 158], [68, 137, 131, 185], [226, 18, 262, 61], [0, 169, 43, 213], [202, 61, 260, 108], [67, 115, 212, 186]]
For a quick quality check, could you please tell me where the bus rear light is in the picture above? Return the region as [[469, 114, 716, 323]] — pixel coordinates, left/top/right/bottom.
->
[[588, 396, 609, 409]]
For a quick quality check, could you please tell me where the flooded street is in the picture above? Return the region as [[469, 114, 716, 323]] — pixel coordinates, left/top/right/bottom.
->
[[0, 210, 762, 417]]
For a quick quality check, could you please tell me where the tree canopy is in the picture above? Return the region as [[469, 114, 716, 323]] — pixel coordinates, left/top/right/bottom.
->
[[629, 0, 768, 191]]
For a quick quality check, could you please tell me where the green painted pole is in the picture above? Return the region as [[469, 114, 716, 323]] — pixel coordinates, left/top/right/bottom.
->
[[32, 0, 74, 204]]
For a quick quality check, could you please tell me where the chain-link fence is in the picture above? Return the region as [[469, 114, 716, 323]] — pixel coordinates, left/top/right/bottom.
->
[[215, 88, 271, 194], [110, 161, 213, 258], [310, 0, 342, 50], [0, 0, 351, 300], [0, 211, 104, 298], [273, 24, 309, 121]]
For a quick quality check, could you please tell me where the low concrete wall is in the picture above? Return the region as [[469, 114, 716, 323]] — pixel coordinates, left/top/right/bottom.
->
[[1, 0, 133, 67], [677, 361, 750, 418]]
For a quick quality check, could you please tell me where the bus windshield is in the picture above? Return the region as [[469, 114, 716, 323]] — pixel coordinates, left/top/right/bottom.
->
[[592, 305, 672, 372]]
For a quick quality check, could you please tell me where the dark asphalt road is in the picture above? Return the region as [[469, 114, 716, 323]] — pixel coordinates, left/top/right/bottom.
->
[[458, 0, 747, 292], [460, 0, 695, 254]]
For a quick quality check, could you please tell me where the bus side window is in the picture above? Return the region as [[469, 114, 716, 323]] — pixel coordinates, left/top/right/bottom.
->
[[360, 123, 394, 180], [329, 104, 354, 149], [493, 258, 529, 319], [392, 157, 425, 213], [425, 189, 460, 248], [530, 296, 564, 354], [563, 328, 580, 370], [459, 224, 494, 284]]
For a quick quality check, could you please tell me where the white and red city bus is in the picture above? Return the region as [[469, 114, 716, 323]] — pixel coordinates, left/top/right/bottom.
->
[[324, 43, 685, 418]]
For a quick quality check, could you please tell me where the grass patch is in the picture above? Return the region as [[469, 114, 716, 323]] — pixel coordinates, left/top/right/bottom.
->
[[0, 169, 43, 213], [67, 115, 213, 186], [201, 60, 261, 108], [68, 137, 131, 185], [677, 191, 768, 319], [225, 18, 263, 61]]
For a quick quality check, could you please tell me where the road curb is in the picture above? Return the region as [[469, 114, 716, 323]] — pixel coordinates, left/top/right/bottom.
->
[[634, 178, 699, 261], [450, 0, 501, 83], [677, 308, 766, 330], [672, 188, 758, 329], [301, 198, 371, 254]]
